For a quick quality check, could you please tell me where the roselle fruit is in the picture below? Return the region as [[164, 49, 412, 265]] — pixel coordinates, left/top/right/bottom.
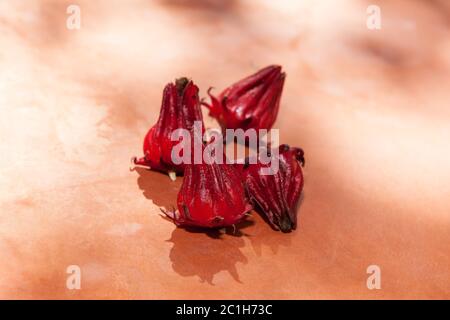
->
[[133, 78, 204, 179], [204, 65, 285, 131], [239, 144, 305, 233], [165, 151, 252, 229]]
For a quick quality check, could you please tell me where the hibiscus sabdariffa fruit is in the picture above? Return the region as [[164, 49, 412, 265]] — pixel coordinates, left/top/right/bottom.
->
[[205, 65, 286, 131], [238, 144, 305, 232], [165, 146, 253, 229], [133, 78, 204, 180]]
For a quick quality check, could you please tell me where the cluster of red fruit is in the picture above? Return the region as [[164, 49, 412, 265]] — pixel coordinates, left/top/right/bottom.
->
[[133, 66, 305, 233]]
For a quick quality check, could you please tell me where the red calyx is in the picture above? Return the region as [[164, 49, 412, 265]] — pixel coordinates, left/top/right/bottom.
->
[[133, 78, 204, 176], [204, 65, 286, 131], [165, 149, 253, 229], [238, 144, 305, 233]]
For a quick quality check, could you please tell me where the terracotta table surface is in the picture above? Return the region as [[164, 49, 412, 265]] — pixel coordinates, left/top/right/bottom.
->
[[1, 0, 449, 299]]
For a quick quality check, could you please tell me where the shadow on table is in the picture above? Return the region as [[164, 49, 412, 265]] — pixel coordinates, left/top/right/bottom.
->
[[133, 167, 181, 210], [166, 208, 299, 285], [133, 166, 251, 284], [134, 166, 300, 284], [166, 221, 253, 285]]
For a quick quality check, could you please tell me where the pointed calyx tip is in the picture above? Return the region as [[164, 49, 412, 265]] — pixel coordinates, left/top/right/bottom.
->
[[203, 65, 285, 131], [279, 214, 294, 233], [175, 77, 190, 95]]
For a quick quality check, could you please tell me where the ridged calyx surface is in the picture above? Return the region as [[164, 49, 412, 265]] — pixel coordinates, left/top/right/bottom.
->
[[205, 65, 285, 131], [238, 144, 305, 232], [134, 78, 204, 175]]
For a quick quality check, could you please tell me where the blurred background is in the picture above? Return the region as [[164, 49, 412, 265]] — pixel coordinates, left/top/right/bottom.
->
[[0, 0, 449, 299]]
